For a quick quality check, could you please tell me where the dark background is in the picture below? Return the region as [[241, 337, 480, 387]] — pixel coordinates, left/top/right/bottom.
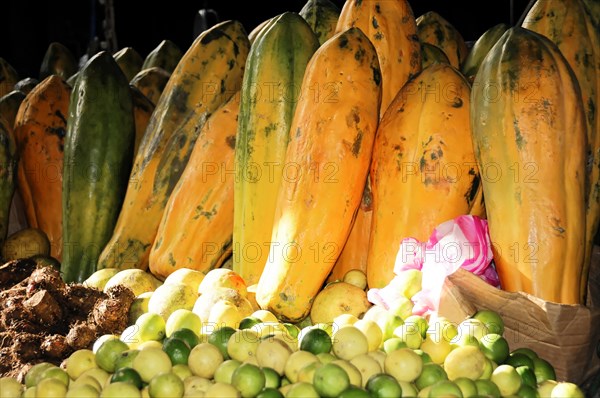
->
[[3, 0, 531, 79]]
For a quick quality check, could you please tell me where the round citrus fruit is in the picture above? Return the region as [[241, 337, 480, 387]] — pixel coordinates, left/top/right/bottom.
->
[[162, 337, 191, 366], [365, 373, 402, 398], [110, 367, 143, 389]]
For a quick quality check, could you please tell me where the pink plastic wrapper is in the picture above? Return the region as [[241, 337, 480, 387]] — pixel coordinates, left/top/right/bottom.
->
[[367, 215, 500, 316]]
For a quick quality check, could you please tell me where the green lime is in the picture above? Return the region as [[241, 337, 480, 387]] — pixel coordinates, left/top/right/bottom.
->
[[214, 359, 242, 385], [39, 367, 70, 387], [114, 349, 140, 371], [300, 328, 333, 355], [170, 328, 200, 349], [338, 385, 372, 398], [256, 387, 284, 398], [148, 372, 184, 398], [231, 363, 265, 398], [366, 373, 402, 398], [472, 310, 505, 335], [95, 339, 130, 372], [110, 367, 143, 389], [550, 382, 585, 398], [516, 384, 540, 398], [162, 337, 191, 366], [313, 363, 350, 398], [239, 316, 262, 330], [404, 315, 429, 339], [516, 366, 537, 388], [454, 377, 478, 398], [415, 362, 448, 390], [413, 349, 433, 364], [283, 323, 300, 339], [506, 353, 535, 370], [429, 380, 463, 397], [532, 357, 556, 383], [511, 347, 538, 361], [208, 326, 237, 360], [382, 337, 407, 354], [25, 362, 56, 388], [475, 379, 501, 398], [135, 312, 166, 342], [479, 333, 509, 364], [262, 367, 281, 389]]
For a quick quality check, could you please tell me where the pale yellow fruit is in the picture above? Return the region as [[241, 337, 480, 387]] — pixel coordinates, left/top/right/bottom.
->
[[84, 268, 120, 291], [256, 338, 292, 375], [65, 349, 97, 380], [350, 354, 382, 387], [226, 329, 260, 362], [78, 368, 110, 388], [353, 319, 383, 352], [332, 326, 369, 361], [297, 361, 322, 383], [310, 282, 371, 324], [193, 288, 253, 323], [148, 283, 197, 321], [35, 378, 67, 398], [92, 335, 119, 354], [331, 359, 362, 387], [128, 292, 153, 324], [420, 334, 453, 364], [208, 300, 244, 329], [188, 343, 224, 379], [343, 269, 367, 290], [132, 347, 172, 382], [163, 268, 205, 292], [0, 377, 24, 398], [65, 384, 99, 398], [367, 349, 387, 370], [284, 351, 319, 383], [100, 381, 141, 398], [384, 348, 423, 382], [251, 309, 278, 323], [332, 313, 359, 330], [183, 376, 212, 396], [443, 345, 486, 380], [198, 268, 247, 297], [103, 269, 162, 297], [246, 284, 260, 311], [204, 382, 240, 398]]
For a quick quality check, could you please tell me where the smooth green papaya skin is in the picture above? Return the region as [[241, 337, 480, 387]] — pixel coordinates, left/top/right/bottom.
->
[[0, 118, 17, 249], [62, 51, 135, 283], [40, 42, 78, 81], [461, 23, 509, 79], [114, 47, 144, 82]]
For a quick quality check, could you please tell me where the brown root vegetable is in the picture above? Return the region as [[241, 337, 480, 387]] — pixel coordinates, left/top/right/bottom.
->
[[23, 290, 63, 326], [26, 267, 65, 297], [0, 259, 36, 289], [65, 322, 97, 350], [40, 335, 71, 358]]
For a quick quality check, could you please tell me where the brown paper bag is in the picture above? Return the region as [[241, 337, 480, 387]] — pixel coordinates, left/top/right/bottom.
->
[[445, 254, 600, 385]]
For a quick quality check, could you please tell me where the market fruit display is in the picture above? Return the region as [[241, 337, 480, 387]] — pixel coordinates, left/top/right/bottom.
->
[[13, 75, 71, 260], [62, 51, 135, 283], [471, 27, 587, 304], [39, 42, 77, 81], [233, 12, 319, 285], [0, 0, 598, 394]]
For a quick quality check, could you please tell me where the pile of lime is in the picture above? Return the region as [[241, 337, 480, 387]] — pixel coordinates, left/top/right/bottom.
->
[[1, 299, 586, 398]]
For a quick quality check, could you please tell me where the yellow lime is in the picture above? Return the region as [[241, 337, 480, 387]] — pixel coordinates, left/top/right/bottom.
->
[[297, 361, 322, 383], [393, 324, 423, 350], [92, 334, 120, 354], [350, 354, 382, 388], [332, 326, 369, 360], [382, 337, 408, 354], [313, 363, 350, 398], [285, 382, 319, 398], [333, 313, 360, 329], [39, 367, 69, 387], [69, 375, 101, 392], [284, 351, 319, 383], [384, 348, 423, 383], [80, 368, 110, 388], [183, 376, 212, 396], [475, 379, 501, 397], [135, 312, 166, 342], [491, 364, 522, 396], [0, 377, 24, 398], [443, 345, 486, 380], [204, 382, 240, 397], [131, 347, 172, 383], [550, 382, 584, 398], [343, 269, 368, 290], [232, 363, 265, 397], [100, 381, 141, 398], [35, 378, 67, 398], [404, 315, 428, 338], [171, 364, 192, 381], [420, 335, 452, 364], [65, 350, 97, 380], [65, 384, 99, 398], [148, 372, 184, 398], [25, 363, 56, 388], [165, 309, 202, 338], [214, 359, 242, 384], [83, 268, 120, 291], [256, 338, 292, 375], [187, 342, 224, 379], [457, 319, 488, 342], [353, 319, 383, 352], [252, 309, 278, 323], [96, 339, 130, 372], [331, 359, 362, 387], [227, 329, 260, 362], [429, 380, 463, 397]]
